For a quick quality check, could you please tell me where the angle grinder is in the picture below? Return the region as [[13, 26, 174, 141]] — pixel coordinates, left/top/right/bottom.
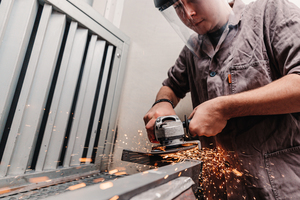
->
[[151, 115, 201, 154]]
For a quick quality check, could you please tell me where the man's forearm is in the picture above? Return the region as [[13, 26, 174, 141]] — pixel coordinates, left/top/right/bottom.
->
[[155, 86, 181, 107], [219, 74, 300, 119]]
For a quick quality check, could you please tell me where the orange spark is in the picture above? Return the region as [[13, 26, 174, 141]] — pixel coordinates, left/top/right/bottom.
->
[[79, 158, 92, 162], [29, 176, 49, 183], [115, 172, 127, 176], [232, 169, 243, 177], [100, 182, 113, 190], [109, 169, 118, 175], [110, 195, 119, 200], [67, 183, 86, 191], [93, 178, 105, 183], [0, 187, 11, 195]]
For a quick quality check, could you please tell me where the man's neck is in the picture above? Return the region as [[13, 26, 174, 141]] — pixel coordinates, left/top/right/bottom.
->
[[210, 0, 232, 33], [207, 21, 228, 49]]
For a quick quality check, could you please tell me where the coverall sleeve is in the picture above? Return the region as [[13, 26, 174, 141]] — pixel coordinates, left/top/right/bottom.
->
[[162, 46, 191, 99], [266, 0, 300, 76]]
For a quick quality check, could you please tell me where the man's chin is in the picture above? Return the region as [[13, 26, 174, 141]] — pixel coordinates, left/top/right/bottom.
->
[[194, 29, 207, 35]]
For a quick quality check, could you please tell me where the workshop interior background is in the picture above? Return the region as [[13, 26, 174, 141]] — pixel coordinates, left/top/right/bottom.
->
[[1, 0, 300, 180]]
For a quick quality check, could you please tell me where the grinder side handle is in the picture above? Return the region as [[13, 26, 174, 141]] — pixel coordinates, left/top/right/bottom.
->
[[183, 115, 192, 139]]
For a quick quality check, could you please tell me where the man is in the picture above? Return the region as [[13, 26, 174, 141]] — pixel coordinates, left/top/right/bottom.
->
[[144, 0, 300, 199]]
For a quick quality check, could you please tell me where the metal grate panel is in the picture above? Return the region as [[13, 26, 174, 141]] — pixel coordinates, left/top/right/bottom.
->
[[0, 0, 129, 191]]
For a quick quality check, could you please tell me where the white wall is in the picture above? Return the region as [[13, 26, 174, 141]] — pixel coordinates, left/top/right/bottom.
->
[[286, 0, 300, 7], [109, 0, 192, 174], [92, 0, 124, 28], [92, 0, 300, 174]]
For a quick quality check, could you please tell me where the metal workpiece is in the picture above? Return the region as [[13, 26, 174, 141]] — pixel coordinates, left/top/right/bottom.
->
[[44, 160, 202, 200], [121, 149, 178, 167]]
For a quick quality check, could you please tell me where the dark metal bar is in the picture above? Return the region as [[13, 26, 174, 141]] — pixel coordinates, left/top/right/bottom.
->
[[121, 149, 178, 167]]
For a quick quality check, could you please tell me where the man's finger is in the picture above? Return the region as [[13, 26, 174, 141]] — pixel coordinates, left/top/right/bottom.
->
[[147, 131, 159, 143], [145, 118, 160, 143], [188, 119, 198, 137], [146, 117, 156, 130], [143, 114, 152, 125], [188, 109, 196, 119]]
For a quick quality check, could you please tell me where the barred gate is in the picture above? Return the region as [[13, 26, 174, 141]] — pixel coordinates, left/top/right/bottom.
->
[[0, 0, 129, 189]]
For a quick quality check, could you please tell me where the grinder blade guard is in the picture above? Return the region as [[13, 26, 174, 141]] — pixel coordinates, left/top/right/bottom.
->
[[151, 115, 201, 154]]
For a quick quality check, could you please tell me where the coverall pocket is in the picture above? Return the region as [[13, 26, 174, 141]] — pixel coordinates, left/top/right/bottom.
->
[[264, 146, 300, 200], [229, 60, 272, 94]]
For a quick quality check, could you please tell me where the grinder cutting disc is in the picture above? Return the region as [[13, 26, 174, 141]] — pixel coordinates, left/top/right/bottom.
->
[[150, 142, 198, 155]]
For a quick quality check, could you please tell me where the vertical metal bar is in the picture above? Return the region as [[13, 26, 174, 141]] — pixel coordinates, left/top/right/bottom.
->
[[8, 9, 66, 175], [35, 22, 89, 171], [102, 46, 129, 170], [85, 45, 114, 164], [0, 4, 53, 177], [63, 35, 98, 167], [0, 0, 15, 44], [0, 0, 38, 142], [95, 44, 129, 168], [35, 21, 78, 171], [8, 10, 66, 175], [42, 26, 88, 171], [3, 7, 66, 176], [95, 48, 121, 167], [69, 40, 106, 166]]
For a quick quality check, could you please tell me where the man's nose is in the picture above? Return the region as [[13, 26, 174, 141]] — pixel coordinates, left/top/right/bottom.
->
[[185, 7, 196, 18]]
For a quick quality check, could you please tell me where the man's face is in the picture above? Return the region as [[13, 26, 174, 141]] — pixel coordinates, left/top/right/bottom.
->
[[173, 0, 222, 35]]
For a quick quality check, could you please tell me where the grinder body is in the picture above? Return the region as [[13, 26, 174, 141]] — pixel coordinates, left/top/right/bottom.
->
[[155, 115, 185, 146], [152, 115, 201, 154]]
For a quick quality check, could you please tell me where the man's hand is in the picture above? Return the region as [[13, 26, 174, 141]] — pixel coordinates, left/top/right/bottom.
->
[[188, 98, 228, 137], [188, 74, 300, 137], [143, 86, 180, 143], [143, 102, 176, 143]]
